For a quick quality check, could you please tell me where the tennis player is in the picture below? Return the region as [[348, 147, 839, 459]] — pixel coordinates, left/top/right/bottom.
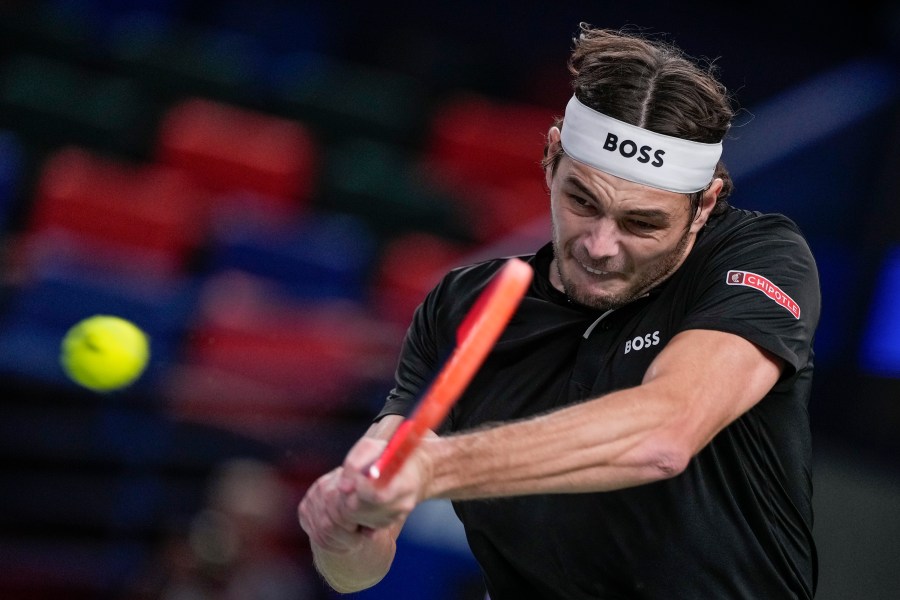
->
[[299, 25, 820, 599]]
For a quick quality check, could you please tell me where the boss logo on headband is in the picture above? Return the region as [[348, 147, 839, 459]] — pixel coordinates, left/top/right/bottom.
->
[[562, 96, 722, 193], [603, 133, 665, 167]]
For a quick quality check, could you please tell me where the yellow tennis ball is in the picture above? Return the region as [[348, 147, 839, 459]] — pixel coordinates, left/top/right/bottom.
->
[[60, 315, 150, 392]]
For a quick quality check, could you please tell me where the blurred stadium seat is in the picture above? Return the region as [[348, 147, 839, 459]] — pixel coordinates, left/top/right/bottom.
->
[[107, 17, 269, 107], [211, 0, 336, 56], [9, 228, 186, 283], [318, 136, 470, 241], [0, 54, 156, 157], [156, 97, 318, 209], [371, 231, 471, 324], [162, 270, 404, 442], [424, 93, 553, 189], [204, 209, 378, 301], [0, 130, 24, 234], [422, 93, 554, 241], [268, 52, 429, 146], [23, 146, 210, 269]]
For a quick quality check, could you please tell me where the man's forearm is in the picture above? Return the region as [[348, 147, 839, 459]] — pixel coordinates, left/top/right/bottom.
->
[[421, 385, 677, 501], [420, 330, 781, 501]]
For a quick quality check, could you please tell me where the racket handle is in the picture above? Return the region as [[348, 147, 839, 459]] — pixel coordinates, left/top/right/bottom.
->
[[366, 419, 417, 483]]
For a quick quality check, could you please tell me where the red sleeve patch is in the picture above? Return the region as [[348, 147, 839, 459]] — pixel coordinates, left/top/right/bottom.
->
[[726, 270, 801, 319]]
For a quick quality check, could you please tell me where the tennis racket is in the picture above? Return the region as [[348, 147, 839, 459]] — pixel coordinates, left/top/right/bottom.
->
[[366, 257, 533, 485]]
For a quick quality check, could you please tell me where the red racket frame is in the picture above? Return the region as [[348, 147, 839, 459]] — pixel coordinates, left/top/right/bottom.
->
[[367, 257, 533, 485]]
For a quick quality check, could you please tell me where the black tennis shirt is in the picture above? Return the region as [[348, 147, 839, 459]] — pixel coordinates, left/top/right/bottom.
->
[[377, 205, 821, 599]]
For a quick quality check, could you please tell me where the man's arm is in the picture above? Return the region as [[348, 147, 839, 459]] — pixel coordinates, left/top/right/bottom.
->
[[298, 414, 406, 593], [421, 328, 782, 500], [306, 328, 783, 564]]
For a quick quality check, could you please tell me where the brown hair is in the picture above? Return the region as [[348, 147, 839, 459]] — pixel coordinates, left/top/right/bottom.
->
[[543, 25, 735, 214]]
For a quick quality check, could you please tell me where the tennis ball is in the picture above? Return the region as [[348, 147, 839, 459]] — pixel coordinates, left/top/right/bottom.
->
[[60, 315, 150, 392]]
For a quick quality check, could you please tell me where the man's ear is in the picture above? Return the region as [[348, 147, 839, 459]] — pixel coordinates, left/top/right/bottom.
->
[[545, 126, 562, 189], [547, 126, 561, 146], [689, 178, 723, 233]]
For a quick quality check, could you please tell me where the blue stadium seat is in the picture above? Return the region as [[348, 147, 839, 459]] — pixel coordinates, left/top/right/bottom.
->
[[211, 0, 335, 56], [0, 538, 148, 598], [206, 210, 378, 302], [267, 52, 428, 145], [107, 17, 269, 106], [0, 131, 24, 234]]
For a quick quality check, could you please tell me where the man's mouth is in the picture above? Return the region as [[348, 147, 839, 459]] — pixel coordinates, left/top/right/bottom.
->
[[578, 260, 618, 276]]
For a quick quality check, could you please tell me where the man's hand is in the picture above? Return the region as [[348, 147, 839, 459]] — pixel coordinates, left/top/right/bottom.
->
[[335, 435, 434, 530], [296, 417, 433, 594], [298, 467, 371, 555]]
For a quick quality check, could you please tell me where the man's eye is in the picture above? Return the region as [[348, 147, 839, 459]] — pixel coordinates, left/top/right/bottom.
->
[[629, 219, 659, 231], [571, 195, 590, 207]]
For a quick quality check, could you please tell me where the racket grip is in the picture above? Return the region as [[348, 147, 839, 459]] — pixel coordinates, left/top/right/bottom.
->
[[366, 419, 417, 483]]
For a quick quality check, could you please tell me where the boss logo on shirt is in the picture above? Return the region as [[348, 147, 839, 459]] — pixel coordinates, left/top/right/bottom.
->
[[624, 331, 661, 354], [726, 270, 801, 319]]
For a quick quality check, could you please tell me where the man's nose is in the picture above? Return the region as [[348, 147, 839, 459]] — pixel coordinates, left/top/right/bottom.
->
[[583, 217, 621, 260]]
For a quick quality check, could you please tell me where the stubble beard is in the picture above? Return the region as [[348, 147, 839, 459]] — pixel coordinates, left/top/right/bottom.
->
[[552, 225, 693, 311]]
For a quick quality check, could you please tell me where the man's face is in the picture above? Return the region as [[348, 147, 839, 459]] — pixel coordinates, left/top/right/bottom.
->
[[547, 154, 702, 311]]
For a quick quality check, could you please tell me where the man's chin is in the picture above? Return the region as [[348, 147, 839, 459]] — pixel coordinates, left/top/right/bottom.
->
[[565, 283, 632, 311]]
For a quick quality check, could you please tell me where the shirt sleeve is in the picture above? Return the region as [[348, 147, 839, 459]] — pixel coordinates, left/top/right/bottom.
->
[[374, 277, 446, 421], [676, 214, 821, 381]]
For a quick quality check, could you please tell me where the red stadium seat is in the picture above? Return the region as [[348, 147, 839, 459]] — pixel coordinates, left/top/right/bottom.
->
[[26, 146, 209, 269], [454, 177, 549, 242], [156, 97, 317, 210], [422, 94, 554, 241], [163, 272, 405, 438], [371, 232, 471, 324], [424, 93, 553, 190], [9, 228, 184, 283]]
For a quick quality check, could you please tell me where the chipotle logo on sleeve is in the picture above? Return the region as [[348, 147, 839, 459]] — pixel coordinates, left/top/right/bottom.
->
[[726, 270, 801, 319]]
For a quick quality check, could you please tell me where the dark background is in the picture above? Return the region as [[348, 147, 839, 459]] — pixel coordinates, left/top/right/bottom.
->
[[0, 1, 898, 598]]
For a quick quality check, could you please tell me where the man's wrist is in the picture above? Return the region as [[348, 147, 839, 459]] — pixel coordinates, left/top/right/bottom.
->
[[311, 530, 394, 593], [422, 435, 465, 500]]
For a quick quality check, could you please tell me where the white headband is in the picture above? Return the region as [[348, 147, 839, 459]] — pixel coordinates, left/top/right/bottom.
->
[[559, 95, 723, 193]]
